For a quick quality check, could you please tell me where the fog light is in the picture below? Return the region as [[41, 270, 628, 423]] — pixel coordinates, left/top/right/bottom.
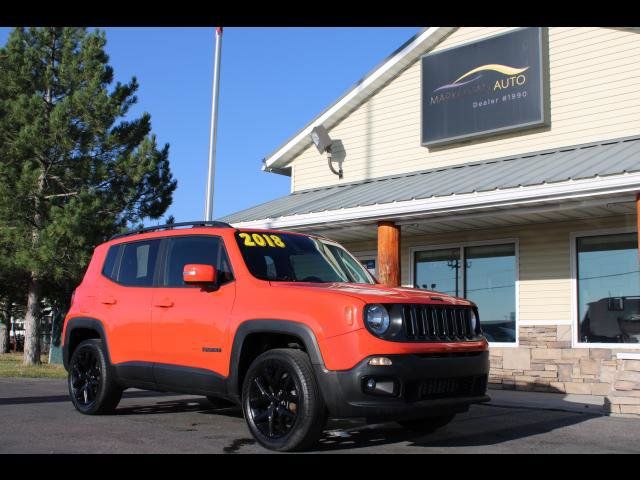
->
[[362, 377, 398, 396], [368, 356, 393, 366]]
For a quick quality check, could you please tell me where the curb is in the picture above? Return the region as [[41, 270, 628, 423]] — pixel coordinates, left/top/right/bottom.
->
[[485, 388, 607, 416]]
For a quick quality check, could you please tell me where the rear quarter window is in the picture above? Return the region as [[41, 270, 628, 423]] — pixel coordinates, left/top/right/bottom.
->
[[116, 240, 161, 287], [102, 245, 120, 280]]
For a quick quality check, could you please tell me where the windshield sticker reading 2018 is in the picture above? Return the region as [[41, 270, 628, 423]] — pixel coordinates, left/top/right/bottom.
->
[[239, 233, 286, 248]]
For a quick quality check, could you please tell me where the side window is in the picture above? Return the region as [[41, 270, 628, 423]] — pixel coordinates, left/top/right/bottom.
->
[[164, 236, 234, 287], [102, 245, 120, 280], [117, 240, 160, 287]]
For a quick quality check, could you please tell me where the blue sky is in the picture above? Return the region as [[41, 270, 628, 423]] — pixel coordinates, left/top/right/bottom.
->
[[0, 27, 419, 223]]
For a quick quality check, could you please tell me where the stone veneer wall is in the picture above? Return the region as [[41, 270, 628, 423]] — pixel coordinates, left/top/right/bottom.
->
[[489, 325, 640, 417]]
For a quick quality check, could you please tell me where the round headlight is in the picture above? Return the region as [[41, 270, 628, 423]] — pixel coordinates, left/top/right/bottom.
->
[[365, 304, 390, 335], [469, 309, 479, 333]]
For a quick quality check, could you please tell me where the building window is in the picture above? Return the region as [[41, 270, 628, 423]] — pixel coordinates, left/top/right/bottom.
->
[[359, 258, 377, 277], [576, 232, 640, 344], [354, 253, 377, 277], [414, 242, 517, 343]]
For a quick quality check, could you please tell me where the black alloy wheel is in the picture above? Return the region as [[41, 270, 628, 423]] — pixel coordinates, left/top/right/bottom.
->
[[242, 349, 327, 452], [68, 339, 122, 415], [70, 347, 101, 408], [247, 358, 299, 439]]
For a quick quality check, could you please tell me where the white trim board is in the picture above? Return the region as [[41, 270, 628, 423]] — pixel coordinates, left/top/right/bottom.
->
[[230, 173, 640, 230], [617, 353, 640, 360]]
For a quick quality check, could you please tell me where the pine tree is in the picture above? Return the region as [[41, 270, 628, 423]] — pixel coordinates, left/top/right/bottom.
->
[[0, 28, 177, 364]]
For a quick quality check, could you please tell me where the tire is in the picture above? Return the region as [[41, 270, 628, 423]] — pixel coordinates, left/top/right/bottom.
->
[[68, 339, 122, 415], [206, 396, 236, 409], [241, 348, 327, 452], [397, 413, 456, 433]]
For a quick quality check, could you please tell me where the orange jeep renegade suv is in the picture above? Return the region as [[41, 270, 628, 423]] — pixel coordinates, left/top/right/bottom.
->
[[62, 221, 489, 451]]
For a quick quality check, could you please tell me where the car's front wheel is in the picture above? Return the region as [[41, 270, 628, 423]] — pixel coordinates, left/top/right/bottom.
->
[[241, 348, 327, 452], [68, 339, 122, 415]]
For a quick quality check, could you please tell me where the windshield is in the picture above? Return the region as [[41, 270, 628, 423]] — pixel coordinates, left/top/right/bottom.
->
[[235, 231, 376, 284]]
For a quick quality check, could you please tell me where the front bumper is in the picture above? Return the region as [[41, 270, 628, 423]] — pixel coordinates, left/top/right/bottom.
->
[[314, 350, 490, 420]]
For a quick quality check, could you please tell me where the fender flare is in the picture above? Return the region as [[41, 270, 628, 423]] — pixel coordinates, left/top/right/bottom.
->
[[62, 317, 110, 370], [226, 319, 326, 399]]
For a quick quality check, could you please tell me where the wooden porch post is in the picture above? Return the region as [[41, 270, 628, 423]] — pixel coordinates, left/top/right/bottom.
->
[[377, 221, 401, 287]]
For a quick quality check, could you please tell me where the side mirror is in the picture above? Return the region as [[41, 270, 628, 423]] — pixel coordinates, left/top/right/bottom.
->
[[183, 264, 217, 286]]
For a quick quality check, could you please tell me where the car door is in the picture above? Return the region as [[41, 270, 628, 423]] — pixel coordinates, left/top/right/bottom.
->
[[151, 235, 236, 381], [97, 238, 160, 378]]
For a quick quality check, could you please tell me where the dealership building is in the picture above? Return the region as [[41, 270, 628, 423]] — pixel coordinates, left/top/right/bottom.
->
[[222, 27, 640, 416]]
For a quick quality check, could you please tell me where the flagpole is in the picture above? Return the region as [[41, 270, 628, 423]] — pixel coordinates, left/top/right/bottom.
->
[[205, 27, 223, 221]]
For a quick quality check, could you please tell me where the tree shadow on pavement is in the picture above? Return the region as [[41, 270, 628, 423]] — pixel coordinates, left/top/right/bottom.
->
[[115, 396, 244, 418], [0, 390, 184, 406]]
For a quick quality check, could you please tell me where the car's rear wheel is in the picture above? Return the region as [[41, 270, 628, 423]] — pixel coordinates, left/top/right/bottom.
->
[[397, 413, 456, 433], [241, 348, 327, 452], [68, 339, 122, 415]]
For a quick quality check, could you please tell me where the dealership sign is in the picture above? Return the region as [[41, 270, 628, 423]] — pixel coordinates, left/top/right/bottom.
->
[[421, 27, 549, 146]]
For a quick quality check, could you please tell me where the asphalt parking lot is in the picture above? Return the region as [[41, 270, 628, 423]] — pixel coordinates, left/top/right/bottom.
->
[[1, 377, 639, 454]]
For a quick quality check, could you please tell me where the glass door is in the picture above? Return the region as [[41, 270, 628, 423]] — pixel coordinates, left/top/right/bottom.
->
[[414, 247, 463, 297], [414, 242, 517, 343], [464, 244, 516, 343]]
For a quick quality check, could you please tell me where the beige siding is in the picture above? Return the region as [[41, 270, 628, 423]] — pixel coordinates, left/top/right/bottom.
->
[[291, 27, 640, 192], [339, 215, 636, 324]]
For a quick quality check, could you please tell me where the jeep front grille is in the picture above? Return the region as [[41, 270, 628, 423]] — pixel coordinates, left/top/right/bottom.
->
[[400, 304, 478, 342]]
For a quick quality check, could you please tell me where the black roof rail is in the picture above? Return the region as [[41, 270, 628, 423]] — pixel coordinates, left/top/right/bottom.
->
[[109, 220, 233, 241]]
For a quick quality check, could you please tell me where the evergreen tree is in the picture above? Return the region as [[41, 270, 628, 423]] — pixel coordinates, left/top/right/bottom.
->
[[0, 28, 177, 364]]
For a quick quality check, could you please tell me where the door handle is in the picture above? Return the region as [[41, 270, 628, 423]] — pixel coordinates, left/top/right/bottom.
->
[[153, 298, 174, 308], [99, 295, 117, 305]]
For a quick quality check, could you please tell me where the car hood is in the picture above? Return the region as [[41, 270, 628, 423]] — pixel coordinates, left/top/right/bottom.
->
[[269, 281, 472, 306]]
